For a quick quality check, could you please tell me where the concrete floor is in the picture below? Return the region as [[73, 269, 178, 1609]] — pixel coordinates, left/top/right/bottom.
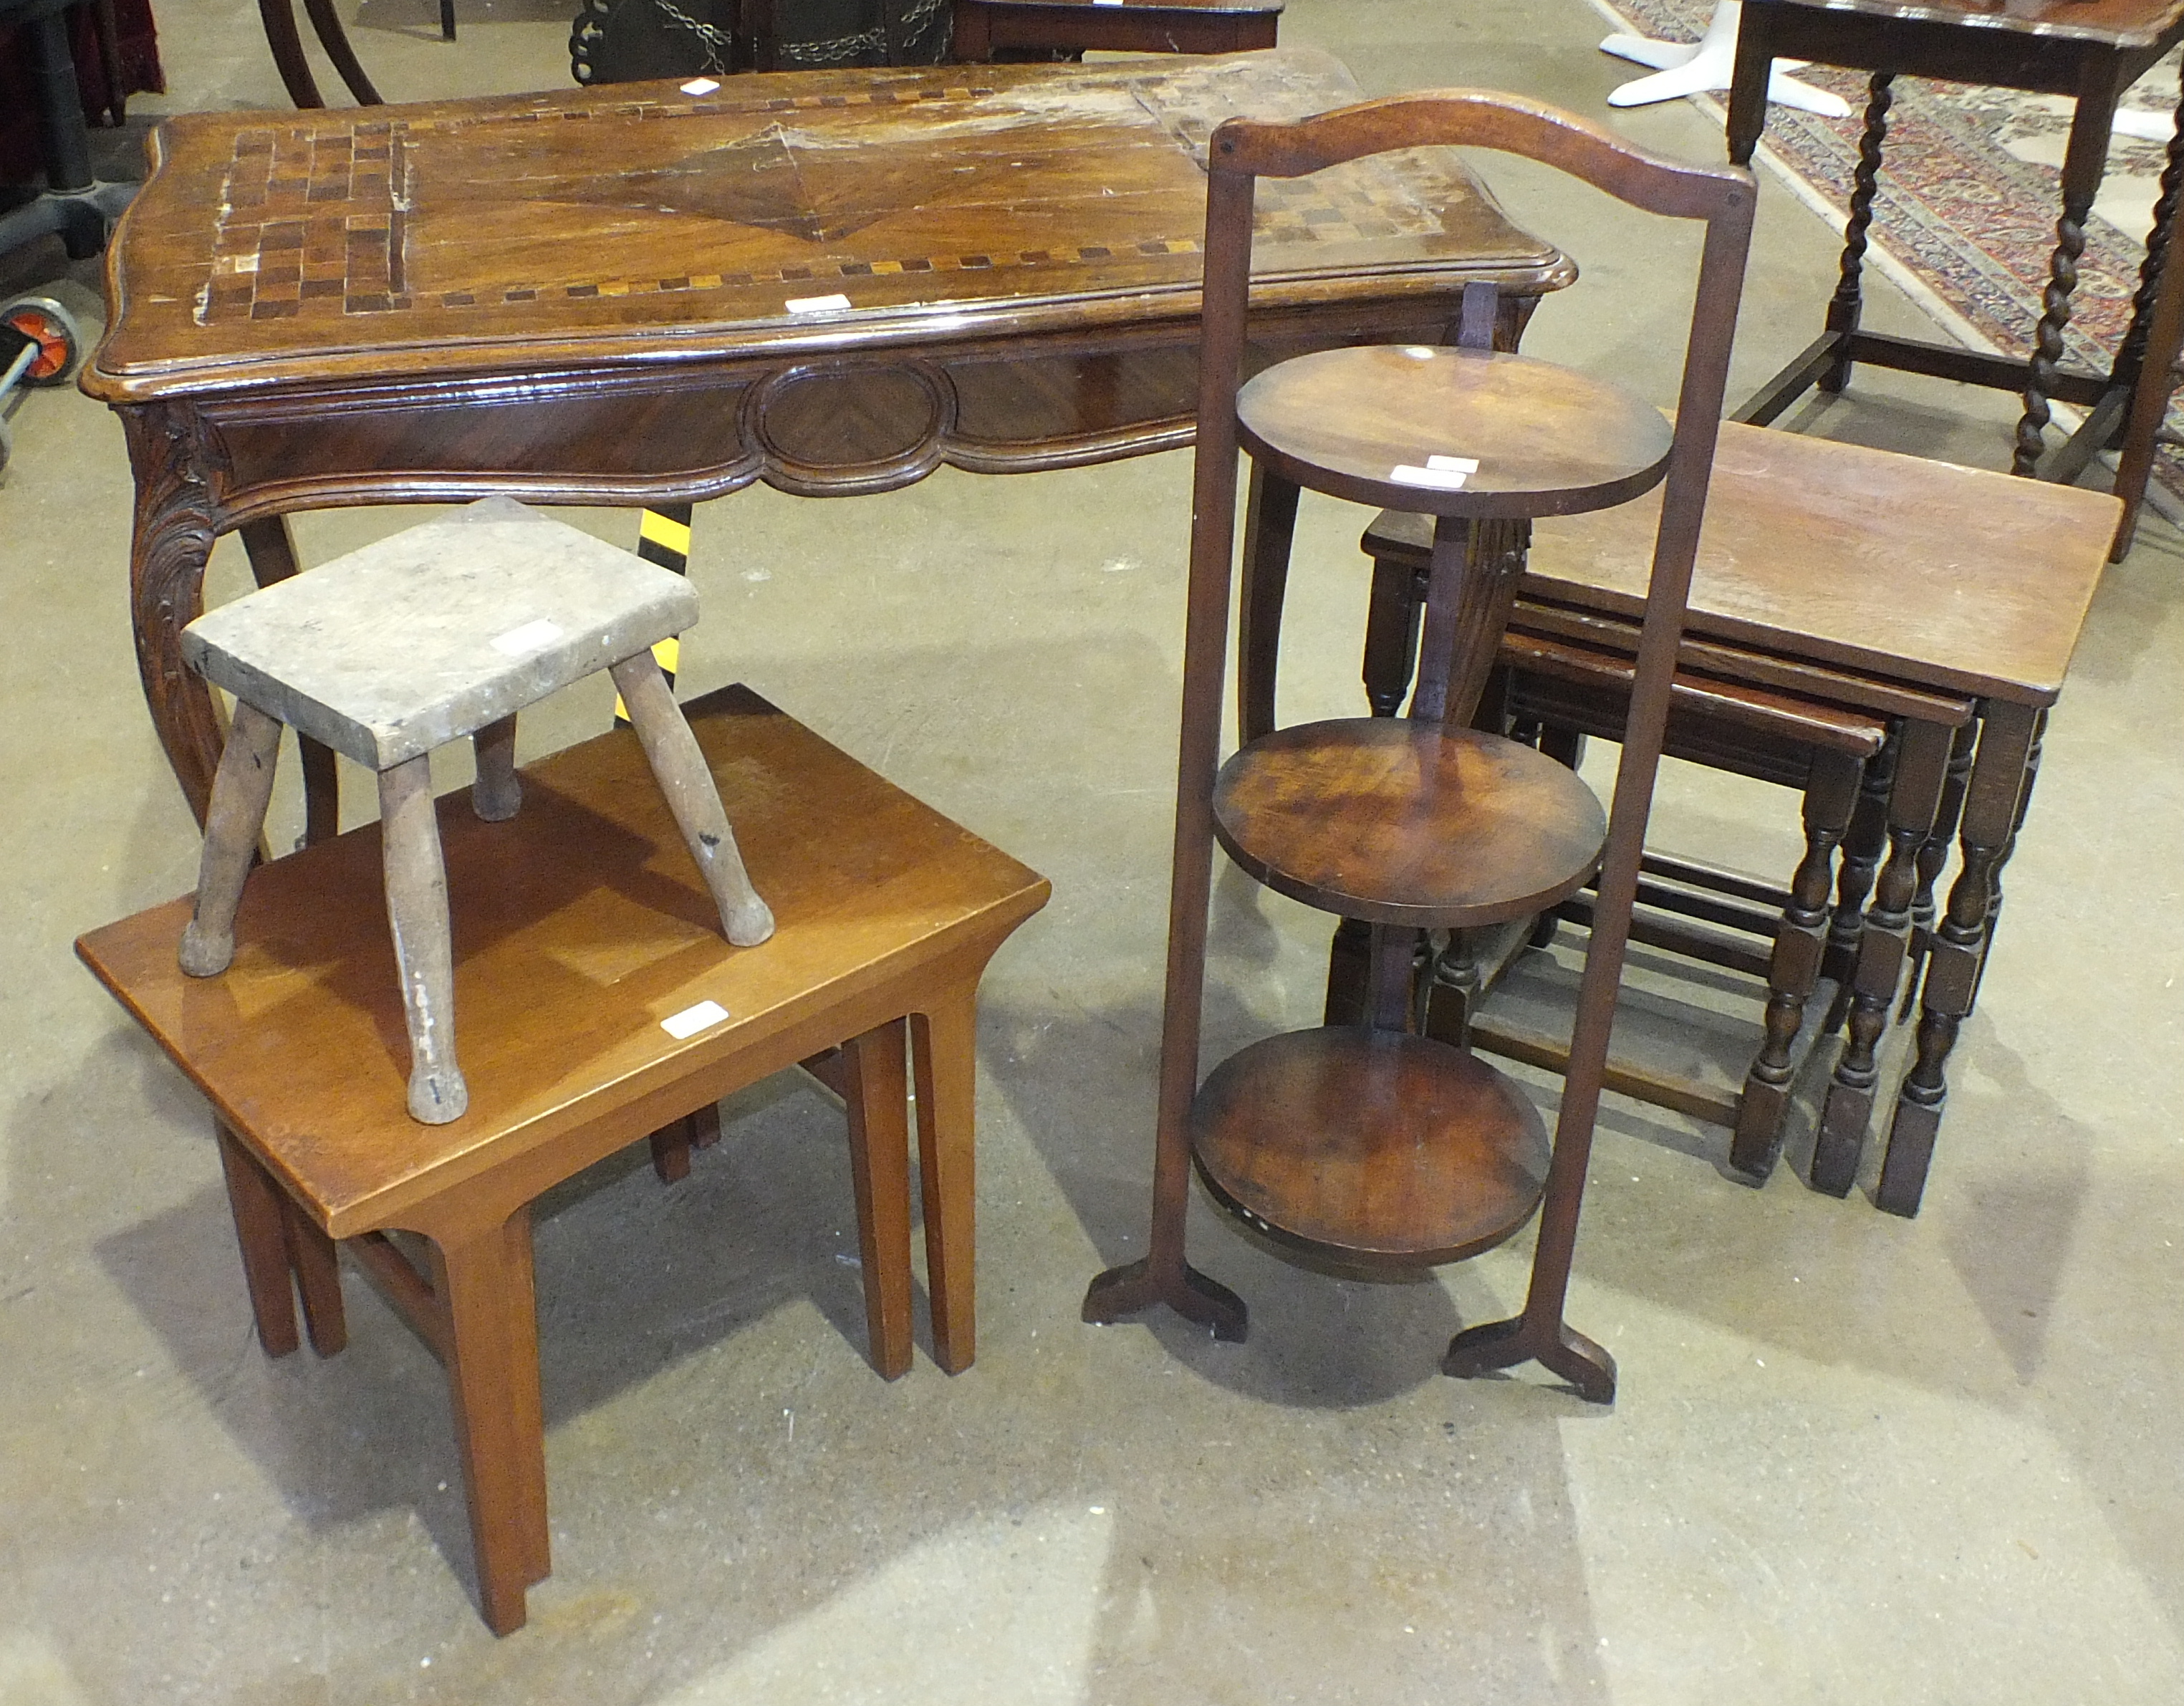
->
[[4, 0, 2182, 1700]]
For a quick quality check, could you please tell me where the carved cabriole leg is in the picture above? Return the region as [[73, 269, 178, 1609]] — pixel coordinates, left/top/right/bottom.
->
[[215, 1122, 301, 1358], [608, 650, 774, 948], [378, 754, 468, 1125], [1811, 719, 1951, 1197], [1823, 73, 1895, 393], [471, 714, 521, 822], [179, 701, 284, 978], [843, 1018, 915, 1380], [427, 1210, 549, 1636], [239, 516, 342, 846], [1236, 462, 1301, 746], [1731, 748, 1861, 1180], [122, 403, 228, 827], [1822, 725, 1898, 1013], [1877, 702, 2040, 1218], [911, 983, 979, 1373], [2016, 69, 2120, 476]]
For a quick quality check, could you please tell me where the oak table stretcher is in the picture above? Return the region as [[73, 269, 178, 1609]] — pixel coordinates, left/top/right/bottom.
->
[[80, 47, 1571, 827]]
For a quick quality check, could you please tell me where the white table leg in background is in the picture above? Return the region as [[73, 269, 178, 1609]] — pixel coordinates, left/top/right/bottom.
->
[[1602, 0, 1852, 117]]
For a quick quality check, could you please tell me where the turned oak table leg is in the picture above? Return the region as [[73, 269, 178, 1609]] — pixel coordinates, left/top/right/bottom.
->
[[1823, 726, 1897, 1011], [1811, 718, 1950, 1196], [1875, 701, 2040, 1217], [843, 1018, 915, 1379], [912, 983, 981, 1373], [1731, 746, 1861, 1179], [428, 1211, 550, 1636]]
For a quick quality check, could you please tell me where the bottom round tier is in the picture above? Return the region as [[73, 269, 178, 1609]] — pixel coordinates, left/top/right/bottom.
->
[[1192, 1026, 1550, 1268]]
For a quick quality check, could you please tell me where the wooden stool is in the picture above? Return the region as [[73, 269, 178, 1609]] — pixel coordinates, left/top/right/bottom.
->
[[1082, 90, 1758, 1406], [77, 685, 1049, 1634], [950, 0, 1279, 61], [178, 498, 772, 1126]]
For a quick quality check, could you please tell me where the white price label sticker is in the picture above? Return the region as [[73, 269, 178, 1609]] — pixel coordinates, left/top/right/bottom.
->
[[680, 77, 721, 95], [661, 1000, 731, 1040], [490, 618, 563, 656], [785, 293, 852, 314], [1390, 465, 1469, 491]]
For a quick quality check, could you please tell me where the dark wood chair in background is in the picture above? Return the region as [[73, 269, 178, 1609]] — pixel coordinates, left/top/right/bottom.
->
[[950, 0, 1278, 61], [1082, 87, 1758, 1405], [1726, 0, 2184, 554]]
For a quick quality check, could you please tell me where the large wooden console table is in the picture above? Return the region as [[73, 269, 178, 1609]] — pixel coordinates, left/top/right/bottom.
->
[[81, 47, 1571, 824]]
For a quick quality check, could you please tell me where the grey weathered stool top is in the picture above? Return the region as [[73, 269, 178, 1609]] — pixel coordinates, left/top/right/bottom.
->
[[182, 498, 696, 766]]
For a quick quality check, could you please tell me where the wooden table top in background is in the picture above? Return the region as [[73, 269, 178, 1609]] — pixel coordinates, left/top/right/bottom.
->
[[85, 47, 1565, 401], [1767, 0, 2184, 45]]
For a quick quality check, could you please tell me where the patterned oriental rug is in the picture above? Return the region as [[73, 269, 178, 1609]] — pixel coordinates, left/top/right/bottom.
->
[[1587, 0, 2184, 503]]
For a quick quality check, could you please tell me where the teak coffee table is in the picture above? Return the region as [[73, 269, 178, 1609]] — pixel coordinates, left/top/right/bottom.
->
[[76, 685, 1049, 1633], [80, 48, 1572, 828]]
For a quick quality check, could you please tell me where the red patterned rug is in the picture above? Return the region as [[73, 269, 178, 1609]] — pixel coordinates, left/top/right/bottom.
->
[[1590, 0, 2184, 501]]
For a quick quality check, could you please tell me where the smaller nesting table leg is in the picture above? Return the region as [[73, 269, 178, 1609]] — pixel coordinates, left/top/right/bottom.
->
[[428, 1212, 549, 1637], [1731, 747, 1862, 1179], [1812, 718, 1951, 1195], [843, 1018, 915, 1380], [912, 983, 981, 1374], [379, 754, 468, 1125], [1877, 702, 2041, 1215], [180, 702, 284, 978]]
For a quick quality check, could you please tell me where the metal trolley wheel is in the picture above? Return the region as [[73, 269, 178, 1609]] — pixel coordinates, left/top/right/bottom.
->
[[0, 294, 86, 475]]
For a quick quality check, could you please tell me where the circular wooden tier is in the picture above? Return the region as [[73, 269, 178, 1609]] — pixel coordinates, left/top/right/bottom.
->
[[1191, 1027, 1551, 1268], [1213, 718, 1607, 929], [1236, 345, 1673, 519]]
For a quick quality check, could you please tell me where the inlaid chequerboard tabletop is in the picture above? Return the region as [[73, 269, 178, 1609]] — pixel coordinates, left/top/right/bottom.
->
[[87, 48, 1564, 399]]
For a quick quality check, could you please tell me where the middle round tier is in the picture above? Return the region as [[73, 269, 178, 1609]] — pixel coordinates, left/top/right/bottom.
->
[[1213, 718, 1608, 929]]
